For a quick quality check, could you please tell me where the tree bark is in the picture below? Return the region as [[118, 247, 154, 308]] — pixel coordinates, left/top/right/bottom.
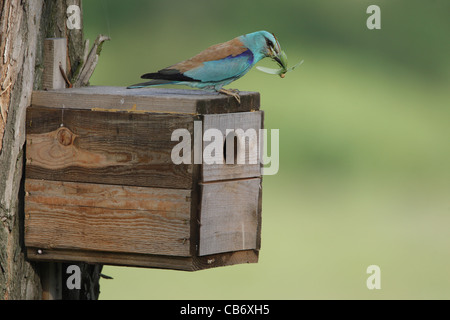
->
[[0, 0, 101, 300]]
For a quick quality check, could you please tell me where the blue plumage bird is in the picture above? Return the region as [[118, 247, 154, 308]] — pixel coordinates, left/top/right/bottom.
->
[[127, 30, 283, 103]]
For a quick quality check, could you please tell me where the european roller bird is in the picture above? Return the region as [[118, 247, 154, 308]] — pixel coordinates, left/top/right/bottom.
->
[[127, 30, 283, 103]]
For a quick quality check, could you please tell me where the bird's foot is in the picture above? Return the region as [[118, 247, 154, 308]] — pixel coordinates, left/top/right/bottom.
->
[[219, 88, 241, 104]]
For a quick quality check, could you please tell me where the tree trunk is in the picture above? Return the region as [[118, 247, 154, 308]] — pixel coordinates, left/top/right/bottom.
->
[[0, 0, 101, 300]]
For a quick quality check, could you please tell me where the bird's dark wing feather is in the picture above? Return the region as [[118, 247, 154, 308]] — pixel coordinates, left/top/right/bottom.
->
[[141, 69, 201, 82]]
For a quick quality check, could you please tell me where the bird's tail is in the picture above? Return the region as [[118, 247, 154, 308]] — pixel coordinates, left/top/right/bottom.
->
[[127, 79, 177, 89]]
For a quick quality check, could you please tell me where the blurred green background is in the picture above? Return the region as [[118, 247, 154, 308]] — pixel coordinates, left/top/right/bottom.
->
[[82, 0, 450, 299]]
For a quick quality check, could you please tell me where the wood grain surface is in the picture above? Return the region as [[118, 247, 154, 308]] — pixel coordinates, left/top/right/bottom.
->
[[202, 111, 262, 182], [199, 178, 262, 256], [26, 247, 259, 271], [25, 179, 192, 257], [26, 106, 196, 189], [31, 86, 260, 115]]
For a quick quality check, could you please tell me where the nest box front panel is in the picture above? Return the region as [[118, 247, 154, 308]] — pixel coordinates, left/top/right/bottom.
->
[[199, 178, 261, 256], [202, 111, 263, 182]]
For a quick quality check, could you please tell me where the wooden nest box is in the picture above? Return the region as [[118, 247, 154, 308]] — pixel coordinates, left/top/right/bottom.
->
[[24, 86, 263, 271]]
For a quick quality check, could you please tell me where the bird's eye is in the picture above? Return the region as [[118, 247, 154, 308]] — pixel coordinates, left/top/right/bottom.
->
[[266, 38, 274, 48]]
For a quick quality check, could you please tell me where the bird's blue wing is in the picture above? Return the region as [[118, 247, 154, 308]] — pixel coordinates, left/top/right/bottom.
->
[[183, 50, 254, 82]]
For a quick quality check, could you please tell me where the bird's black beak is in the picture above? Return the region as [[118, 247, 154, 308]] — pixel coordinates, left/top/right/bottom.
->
[[269, 46, 286, 69], [273, 55, 283, 68]]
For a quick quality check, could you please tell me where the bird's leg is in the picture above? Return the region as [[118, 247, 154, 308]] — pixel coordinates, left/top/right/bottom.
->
[[219, 88, 241, 104]]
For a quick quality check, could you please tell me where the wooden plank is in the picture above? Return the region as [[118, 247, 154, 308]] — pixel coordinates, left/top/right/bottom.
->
[[41, 38, 67, 301], [199, 178, 261, 256], [25, 179, 192, 257], [191, 249, 259, 271], [256, 111, 264, 250], [202, 111, 262, 182], [31, 86, 260, 115], [26, 106, 196, 189], [42, 38, 67, 90], [26, 247, 258, 271], [188, 170, 201, 256]]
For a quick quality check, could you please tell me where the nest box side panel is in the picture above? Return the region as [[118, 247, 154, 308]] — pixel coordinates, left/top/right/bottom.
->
[[25, 106, 196, 189], [25, 179, 192, 257]]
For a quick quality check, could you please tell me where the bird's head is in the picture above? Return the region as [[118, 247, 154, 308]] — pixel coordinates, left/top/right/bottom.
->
[[263, 32, 283, 66], [241, 31, 284, 68]]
